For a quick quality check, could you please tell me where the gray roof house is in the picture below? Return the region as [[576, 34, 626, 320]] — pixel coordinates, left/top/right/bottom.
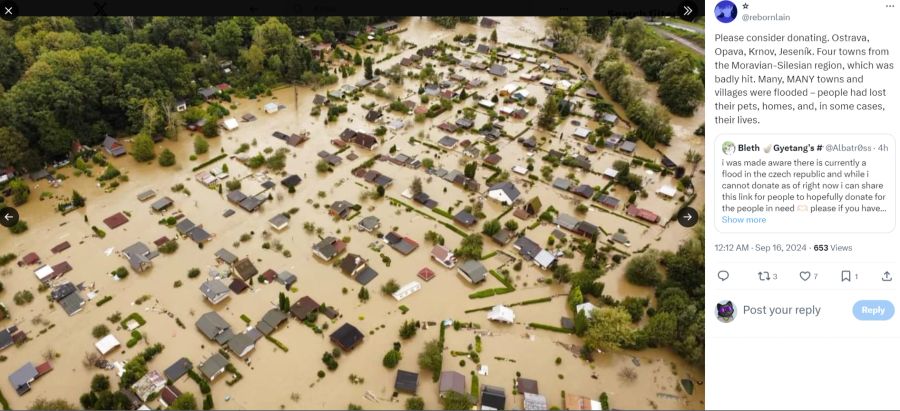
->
[[226, 332, 255, 358], [163, 358, 192, 382], [9, 362, 39, 395], [552, 177, 573, 191], [481, 385, 506, 410], [150, 197, 174, 212], [458, 260, 487, 284], [123, 242, 157, 272], [175, 218, 196, 235], [488, 64, 508, 77], [513, 236, 542, 260], [255, 309, 288, 336], [102, 135, 126, 157], [198, 353, 228, 381], [619, 140, 637, 154], [215, 248, 239, 265], [200, 279, 230, 305], [439, 371, 466, 396], [276, 271, 297, 286], [454, 210, 477, 227], [555, 213, 579, 231], [395, 370, 419, 394], [357, 216, 381, 232], [312, 236, 345, 261], [486, 181, 521, 204], [195, 312, 233, 345]]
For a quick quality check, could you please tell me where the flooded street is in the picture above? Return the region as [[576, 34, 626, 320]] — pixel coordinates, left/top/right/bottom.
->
[[0, 16, 703, 410]]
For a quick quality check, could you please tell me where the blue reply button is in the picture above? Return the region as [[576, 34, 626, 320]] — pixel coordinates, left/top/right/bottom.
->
[[852, 300, 894, 321]]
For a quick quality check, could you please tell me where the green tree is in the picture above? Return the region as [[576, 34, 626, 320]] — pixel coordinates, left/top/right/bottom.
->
[[644, 311, 677, 346], [29, 398, 77, 410], [490, 29, 498, 42], [567, 285, 584, 311], [193, 135, 209, 155], [658, 57, 704, 116], [91, 324, 110, 339], [456, 234, 483, 260], [90, 374, 110, 392], [440, 391, 474, 410], [158, 148, 176, 167], [382, 349, 401, 368], [620, 296, 646, 323], [201, 120, 219, 137], [417, 339, 443, 374], [584, 307, 635, 351], [212, 19, 244, 61], [463, 162, 477, 179], [9, 178, 30, 206], [405, 397, 425, 410], [131, 134, 156, 162], [538, 93, 560, 130], [72, 190, 86, 208], [358, 286, 370, 302], [599, 392, 610, 410], [547, 16, 587, 53], [625, 253, 661, 286], [169, 392, 198, 410], [411, 177, 423, 195], [481, 219, 501, 236], [353, 52, 363, 66], [399, 320, 417, 339], [363, 57, 374, 80], [504, 220, 519, 231], [0, 128, 39, 171]]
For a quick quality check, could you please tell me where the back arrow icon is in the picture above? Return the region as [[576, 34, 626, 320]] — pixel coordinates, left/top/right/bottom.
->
[[3, 214, 10, 221]]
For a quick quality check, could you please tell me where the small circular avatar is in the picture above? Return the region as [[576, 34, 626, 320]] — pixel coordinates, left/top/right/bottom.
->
[[722, 141, 736, 155], [716, 300, 736, 323], [715, 0, 738, 23]]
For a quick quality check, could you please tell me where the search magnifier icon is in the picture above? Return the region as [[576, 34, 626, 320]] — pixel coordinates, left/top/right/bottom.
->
[[718, 270, 730, 281]]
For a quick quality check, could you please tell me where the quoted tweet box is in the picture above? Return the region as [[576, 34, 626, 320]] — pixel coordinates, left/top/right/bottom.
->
[[713, 134, 895, 233]]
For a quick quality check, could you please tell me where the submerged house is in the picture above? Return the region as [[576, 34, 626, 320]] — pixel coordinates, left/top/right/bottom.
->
[[330, 323, 364, 352]]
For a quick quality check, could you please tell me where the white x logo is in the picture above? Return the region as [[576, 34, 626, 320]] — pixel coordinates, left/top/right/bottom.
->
[[3, 7, 12, 14]]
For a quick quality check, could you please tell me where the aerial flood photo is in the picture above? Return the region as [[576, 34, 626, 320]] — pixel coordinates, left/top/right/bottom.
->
[[0, 15, 706, 411]]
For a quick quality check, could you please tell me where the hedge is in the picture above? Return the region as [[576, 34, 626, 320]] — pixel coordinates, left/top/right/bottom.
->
[[96, 295, 113, 306], [528, 323, 574, 334], [265, 335, 289, 352], [191, 153, 228, 172], [120, 312, 147, 329]]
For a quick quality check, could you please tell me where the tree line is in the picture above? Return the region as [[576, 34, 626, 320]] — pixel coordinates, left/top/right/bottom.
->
[[0, 16, 395, 171]]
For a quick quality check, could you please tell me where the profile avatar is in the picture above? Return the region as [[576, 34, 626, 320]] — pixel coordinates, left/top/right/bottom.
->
[[715, 1, 738, 23], [716, 300, 736, 323], [722, 141, 736, 155]]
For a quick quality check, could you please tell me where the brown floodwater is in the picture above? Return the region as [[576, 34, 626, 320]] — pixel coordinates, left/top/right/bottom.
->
[[0, 16, 704, 410]]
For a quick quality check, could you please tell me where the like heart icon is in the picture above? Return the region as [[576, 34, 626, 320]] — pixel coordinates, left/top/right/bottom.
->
[[799, 271, 811, 281]]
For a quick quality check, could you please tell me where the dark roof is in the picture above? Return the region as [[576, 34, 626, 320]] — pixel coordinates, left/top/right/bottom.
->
[[355, 267, 379, 285], [256, 309, 288, 335], [481, 385, 506, 410], [163, 358, 193, 382], [575, 221, 599, 237], [339, 128, 357, 141], [175, 218, 196, 235], [233, 258, 258, 280], [103, 212, 129, 229], [458, 260, 487, 283], [517, 378, 539, 395], [439, 371, 466, 395], [229, 278, 249, 294], [151, 196, 173, 211], [395, 370, 419, 393], [340, 253, 366, 275], [198, 353, 228, 380], [281, 174, 302, 188], [365, 110, 383, 122], [51, 282, 77, 301], [514, 236, 541, 260], [330, 323, 364, 351], [488, 181, 521, 202], [188, 227, 211, 243], [290, 296, 320, 321], [454, 210, 477, 226], [572, 184, 594, 199]]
